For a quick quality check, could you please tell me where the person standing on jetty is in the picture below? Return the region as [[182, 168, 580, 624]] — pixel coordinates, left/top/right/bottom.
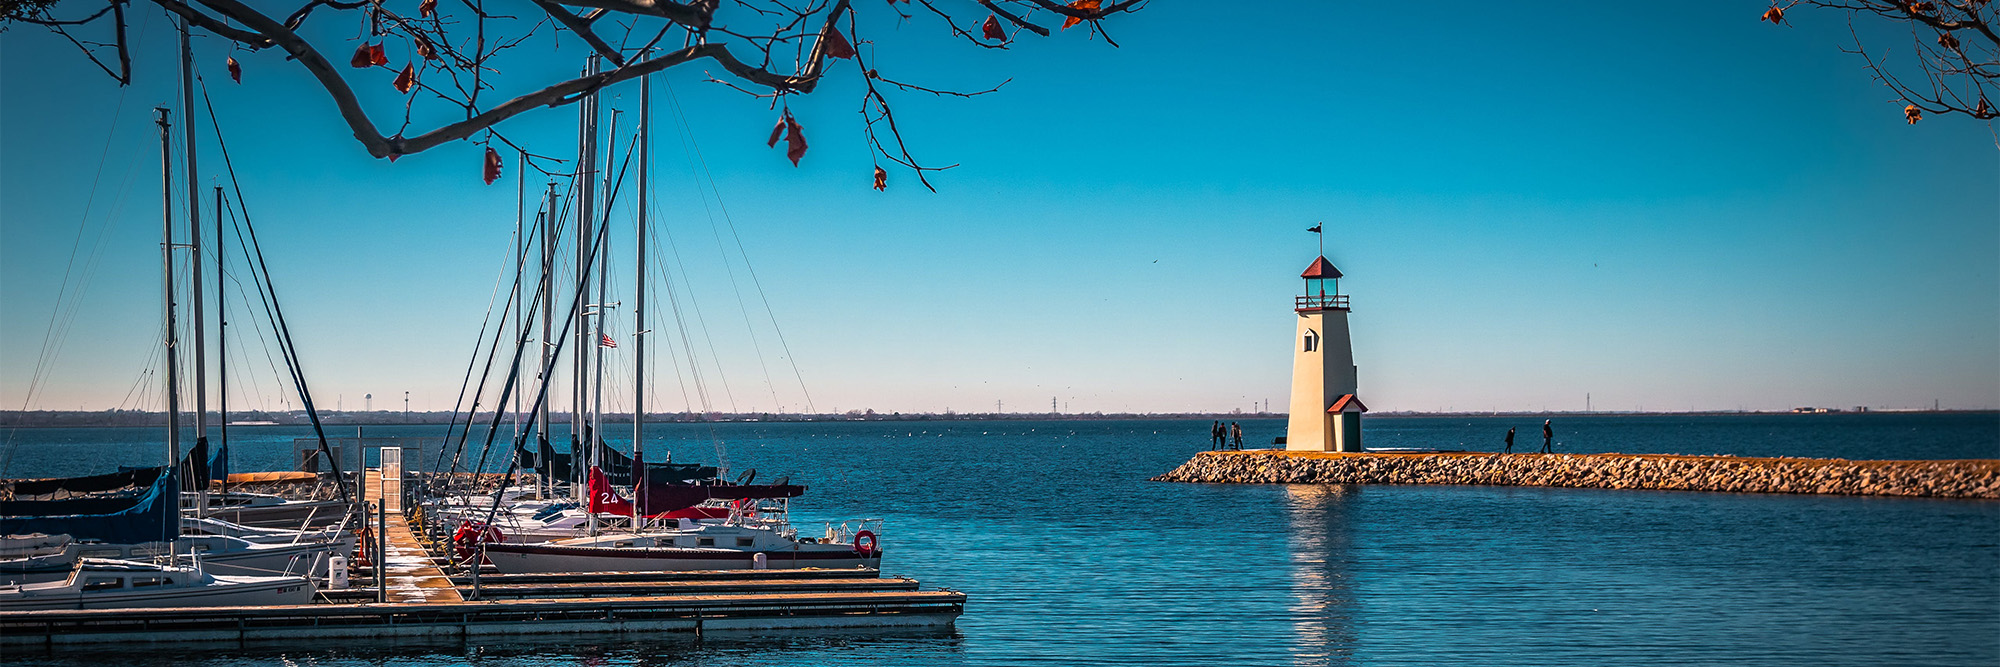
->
[[1541, 419, 1554, 453], [1211, 421, 1225, 450], [1504, 427, 1516, 454], [1231, 422, 1244, 450]]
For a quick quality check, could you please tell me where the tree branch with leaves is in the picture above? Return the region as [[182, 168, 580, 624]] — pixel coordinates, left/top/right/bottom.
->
[[1764, 0, 1996, 124], [4, 0, 1144, 189]]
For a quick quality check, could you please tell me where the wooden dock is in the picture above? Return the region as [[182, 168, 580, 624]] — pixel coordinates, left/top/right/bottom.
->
[[0, 589, 966, 646], [0, 469, 964, 646], [361, 468, 462, 603]]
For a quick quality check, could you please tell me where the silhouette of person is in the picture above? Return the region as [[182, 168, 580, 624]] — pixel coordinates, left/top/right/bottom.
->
[[1541, 419, 1554, 453], [1211, 421, 1224, 450], [1504, 427, 1516, 454], [1230, 422, 1243, 450]]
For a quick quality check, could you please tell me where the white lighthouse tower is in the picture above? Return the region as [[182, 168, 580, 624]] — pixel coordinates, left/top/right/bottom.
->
[[1286, 255, 1367, 452]]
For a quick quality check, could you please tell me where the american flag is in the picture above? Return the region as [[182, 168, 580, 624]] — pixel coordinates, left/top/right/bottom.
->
[[599, 334, 618, 348]]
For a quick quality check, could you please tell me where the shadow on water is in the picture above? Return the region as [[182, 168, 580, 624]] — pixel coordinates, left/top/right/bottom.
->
[[4, 627, 965, 667], [1284, 484, 1360, 667]]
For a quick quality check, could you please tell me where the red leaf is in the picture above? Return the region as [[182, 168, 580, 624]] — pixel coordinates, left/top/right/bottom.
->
[[1761, 6, 1784, 24], [393, 63, 416, 94], [483, 147, 503, 184], [823, 26, 857, 59], [416, 34, 437, 60], [419, 0, 437, 18], [766, 117, 787, 147], [225, 56, 241, 83], [1062, 0, 1100, 29], [785, 116, 808, 166], [1939, 32, 1960, 50], [350, 43, 374, 68], [872, 166, 887, 191], [369, 43, 388, 67], [1904, 104, 1921, 124], [982, 15, 1006, 41]]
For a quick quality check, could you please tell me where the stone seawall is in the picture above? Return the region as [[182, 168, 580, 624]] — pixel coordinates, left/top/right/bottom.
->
[[1151, 451, 2000, 499]]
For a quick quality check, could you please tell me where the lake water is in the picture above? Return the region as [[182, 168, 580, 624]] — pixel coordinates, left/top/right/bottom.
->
[[3, 413, 1997, 666]]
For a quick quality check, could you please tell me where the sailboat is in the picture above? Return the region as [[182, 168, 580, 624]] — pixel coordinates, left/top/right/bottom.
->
[[0, 558, 313, 610], [468, 71, 883, 574], [0, 23, 322, 607]]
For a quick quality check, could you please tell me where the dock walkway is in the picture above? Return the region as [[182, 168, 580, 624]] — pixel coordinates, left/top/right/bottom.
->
[[362, 468, 462, 603]]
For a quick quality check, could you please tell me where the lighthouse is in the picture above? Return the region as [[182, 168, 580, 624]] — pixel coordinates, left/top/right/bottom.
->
[[1286, 255, 1366, 452]]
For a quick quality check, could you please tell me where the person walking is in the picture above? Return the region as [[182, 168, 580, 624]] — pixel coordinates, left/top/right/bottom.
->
[[1541, 419, 1554, 453], [1230, 422, 1244, 450], [1504, 427, 1516, 454]]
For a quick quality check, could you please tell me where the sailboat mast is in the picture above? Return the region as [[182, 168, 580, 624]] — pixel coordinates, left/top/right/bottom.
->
[[513, 149, 525, 444], [215, 185, 228, 499], [155, 107, 181, 479], [539, 182, 556, 496], [588, 112, 617, 539], [632, 73, 649, 531], [573, 56, 599, 494], [592, 114, 617, 462], [180, 19, 208, 458]]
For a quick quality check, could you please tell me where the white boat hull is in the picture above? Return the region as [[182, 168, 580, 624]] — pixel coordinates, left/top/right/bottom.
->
[[483, 544, 879, 574]]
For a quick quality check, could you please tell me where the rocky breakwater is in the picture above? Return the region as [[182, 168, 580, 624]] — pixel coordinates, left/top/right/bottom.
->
[[1151, 451, 2000, 499]]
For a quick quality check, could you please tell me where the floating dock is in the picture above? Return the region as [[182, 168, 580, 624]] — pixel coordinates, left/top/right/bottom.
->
[[1, 469, 963, 646]]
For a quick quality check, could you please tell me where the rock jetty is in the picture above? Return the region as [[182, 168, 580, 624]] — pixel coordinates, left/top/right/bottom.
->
[[1151, 451, 2000, 499]]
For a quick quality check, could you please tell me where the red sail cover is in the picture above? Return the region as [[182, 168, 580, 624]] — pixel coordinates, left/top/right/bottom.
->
[[585, 466, 806, 518], [586, 466, 636, 516]]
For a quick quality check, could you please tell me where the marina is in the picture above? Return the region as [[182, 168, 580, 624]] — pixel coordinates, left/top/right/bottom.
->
[[4, 0, 1997, 663], [0, 462, 961, 646]]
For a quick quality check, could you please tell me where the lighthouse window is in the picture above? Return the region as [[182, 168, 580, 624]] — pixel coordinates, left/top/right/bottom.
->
[[1303, 329, 1320, 352]]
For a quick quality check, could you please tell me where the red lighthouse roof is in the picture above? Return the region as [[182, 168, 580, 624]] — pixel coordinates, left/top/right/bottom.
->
[[1301, 256, 1343, 279]]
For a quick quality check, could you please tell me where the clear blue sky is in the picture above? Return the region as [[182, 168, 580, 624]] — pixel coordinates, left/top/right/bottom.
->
[[2, 1, 1995, 415]]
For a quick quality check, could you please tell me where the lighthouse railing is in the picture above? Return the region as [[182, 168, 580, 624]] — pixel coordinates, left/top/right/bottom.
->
[[1295, 294, 1350, 311]]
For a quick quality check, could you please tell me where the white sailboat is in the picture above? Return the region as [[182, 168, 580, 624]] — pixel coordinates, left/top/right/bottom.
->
[[0, 558, 312, 611]]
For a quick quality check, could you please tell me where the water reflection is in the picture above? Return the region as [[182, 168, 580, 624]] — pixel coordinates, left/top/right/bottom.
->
[[1285, 484, 1359, 667]]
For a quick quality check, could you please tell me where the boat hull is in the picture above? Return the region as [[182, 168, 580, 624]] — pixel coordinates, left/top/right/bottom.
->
[[483, 543, 880, 574], [0, 575, 314, 611]]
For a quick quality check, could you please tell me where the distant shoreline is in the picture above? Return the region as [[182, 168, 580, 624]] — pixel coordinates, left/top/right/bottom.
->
[[1, 409, 1991, 429]]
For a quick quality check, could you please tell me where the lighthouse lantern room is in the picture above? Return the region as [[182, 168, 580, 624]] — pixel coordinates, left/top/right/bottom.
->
[[1286, 255, 1365, 452]]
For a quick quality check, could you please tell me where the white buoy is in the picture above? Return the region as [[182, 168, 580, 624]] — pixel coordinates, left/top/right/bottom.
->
[[328, 555, 349, 589], [753, 553, 768, 570]]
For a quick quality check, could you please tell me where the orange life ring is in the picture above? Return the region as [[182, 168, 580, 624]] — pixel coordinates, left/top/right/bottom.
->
[[853, 529, 878, 556]]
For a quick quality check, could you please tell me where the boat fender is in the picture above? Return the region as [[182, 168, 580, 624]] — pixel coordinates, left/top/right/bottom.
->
[[854, 529, 878, 556]]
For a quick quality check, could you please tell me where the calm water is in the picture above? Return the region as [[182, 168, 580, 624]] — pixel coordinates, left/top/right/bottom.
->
[[3, 414, 1997, 666]]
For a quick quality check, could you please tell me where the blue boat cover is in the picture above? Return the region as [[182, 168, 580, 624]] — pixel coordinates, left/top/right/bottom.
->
[[0, 470, 177, 544]]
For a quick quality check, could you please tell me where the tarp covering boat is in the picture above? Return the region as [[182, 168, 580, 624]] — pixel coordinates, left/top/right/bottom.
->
[[6, 440, 208, 500], [519, 437, 717, 486], [5, 467, 164, 499], [583, 466, 803, 517], [0, 470, 176, 544]]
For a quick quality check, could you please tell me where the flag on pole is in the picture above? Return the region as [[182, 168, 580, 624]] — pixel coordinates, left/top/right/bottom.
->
[[1307, 223, 1322, 233], [599, 334, 618, 348]]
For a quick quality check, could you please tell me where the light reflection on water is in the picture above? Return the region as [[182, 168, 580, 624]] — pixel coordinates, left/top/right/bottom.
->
[[1286, 484, 1358, 667]]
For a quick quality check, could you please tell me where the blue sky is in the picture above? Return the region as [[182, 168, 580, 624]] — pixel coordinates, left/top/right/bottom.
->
[[2, 1, 1995, 415]]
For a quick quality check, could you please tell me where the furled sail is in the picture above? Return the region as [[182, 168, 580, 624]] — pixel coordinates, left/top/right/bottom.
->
[[0, 470, 177, 543]]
